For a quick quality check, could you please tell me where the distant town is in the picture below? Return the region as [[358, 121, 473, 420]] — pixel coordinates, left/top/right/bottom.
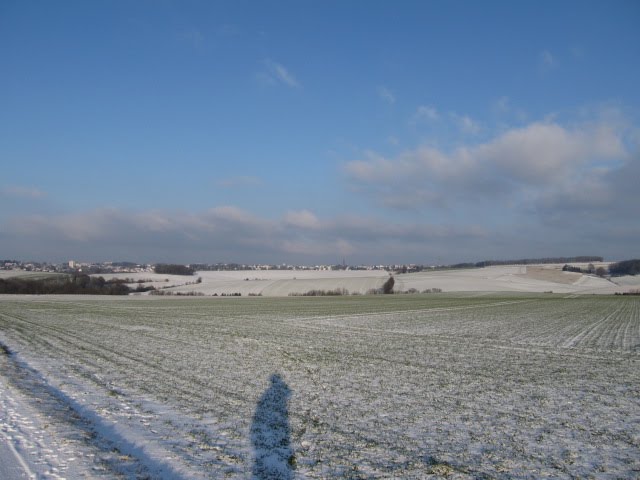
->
[[1, 259, 407, 274], [1, 256, 609, 276]]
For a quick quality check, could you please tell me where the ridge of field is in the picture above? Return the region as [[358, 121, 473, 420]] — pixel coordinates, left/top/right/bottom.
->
[[393, 265, 619, 294], [0, 271, 65, 281], [0, 294, 638, 478]]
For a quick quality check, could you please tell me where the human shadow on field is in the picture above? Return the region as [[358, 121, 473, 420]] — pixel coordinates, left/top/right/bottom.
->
[[250, 373, 295, 479]]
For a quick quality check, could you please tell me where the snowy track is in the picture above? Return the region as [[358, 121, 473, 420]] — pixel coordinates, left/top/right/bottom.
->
[[1, 294, 639, 478]]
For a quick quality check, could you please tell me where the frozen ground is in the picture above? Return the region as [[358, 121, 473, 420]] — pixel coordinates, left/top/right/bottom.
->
[[0, 294, 639, 478], [96, 265, 634, 296]]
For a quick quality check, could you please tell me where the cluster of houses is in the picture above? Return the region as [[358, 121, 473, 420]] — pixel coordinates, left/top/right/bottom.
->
[[2, 260, 429, 274]]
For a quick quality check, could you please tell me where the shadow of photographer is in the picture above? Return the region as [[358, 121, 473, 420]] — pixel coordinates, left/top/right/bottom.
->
[[250, 373, 295, 479]]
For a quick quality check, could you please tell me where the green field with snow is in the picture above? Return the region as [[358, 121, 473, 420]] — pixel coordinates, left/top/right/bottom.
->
[[1, 294, 639, 478]]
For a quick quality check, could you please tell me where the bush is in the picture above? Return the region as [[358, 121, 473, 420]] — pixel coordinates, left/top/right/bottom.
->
[[562, 264, 583, 273], [596, 266, 608, 277], [135, 284, 156, 293], [150, 290, 204, 296], [289, 288, 349, 297], [382, 276, 395, 294]]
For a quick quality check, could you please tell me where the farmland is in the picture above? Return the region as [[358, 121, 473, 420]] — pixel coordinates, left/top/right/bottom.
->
[[1, 294, 639, 478], [97, 265, 636, 296]]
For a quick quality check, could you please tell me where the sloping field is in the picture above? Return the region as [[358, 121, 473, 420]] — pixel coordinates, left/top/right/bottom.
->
[[0, 294, 639, 478], [102, 270, 390, 297], [395, 265, 619, 294], [516, 266, 581, 284], [611, 275, 640, 287], [93, 265, 632, 296]]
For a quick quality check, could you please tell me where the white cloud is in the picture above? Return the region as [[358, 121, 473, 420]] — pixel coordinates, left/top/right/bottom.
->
[[476, 122, 624, 183], [345, 119, 629, 211], [284, 210, 322, 230], [377, 86, 396, 105], [1, 186, 47, 199], [340, 115, 638, 259], [1, 206, 488, 264], [262, 59, 300, 88]]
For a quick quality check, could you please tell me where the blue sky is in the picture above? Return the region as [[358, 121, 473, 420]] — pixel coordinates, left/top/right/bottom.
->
[[1, 0, 639, 264]]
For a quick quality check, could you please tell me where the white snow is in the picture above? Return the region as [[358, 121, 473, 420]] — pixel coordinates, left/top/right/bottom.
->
[[0, 294, 638, 478], [394, 265, 619, 294], [0, 426, 34, 479]]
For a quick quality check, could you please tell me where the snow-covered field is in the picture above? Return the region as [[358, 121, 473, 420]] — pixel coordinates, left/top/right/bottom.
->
[[99, 269, 390, 297], [394, 265, 623, 295], [3, 264, 636, 296], [96, 265, 636, 297], [1, 294, 639, 478]]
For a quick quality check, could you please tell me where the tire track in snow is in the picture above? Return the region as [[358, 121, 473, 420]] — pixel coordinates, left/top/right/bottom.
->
[[561, 305, 625, 349], [282, 299, 533, 325]]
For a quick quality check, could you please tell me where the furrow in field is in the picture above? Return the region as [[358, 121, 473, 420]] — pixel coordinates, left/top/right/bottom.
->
[[561, 305, 624, 349]]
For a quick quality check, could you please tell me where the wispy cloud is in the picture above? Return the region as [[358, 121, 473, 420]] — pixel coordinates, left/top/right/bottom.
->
[[569, 46, 585, 60], [540, 50, 556, 70], [409, 105, 479, 133], [284, 209, 322, 230], [1, 186, 47, 199], [377, 86, 396, 105], [449, 112, 481, 135], [411, 105, 439, 123], [493, 96, 510, 114], [216, 24, 240, 37], [216, 176, 263, 188], [179, 28, 204, 48], [261, 59, 300, 88]]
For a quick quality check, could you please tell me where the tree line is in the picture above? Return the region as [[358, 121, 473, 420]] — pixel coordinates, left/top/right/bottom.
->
[[0, 275, 131, 295], [474, 256, 603, 267], [396, 256, 604, 273], [609, 259, 640, 276], [154, 264, 195, 275]]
